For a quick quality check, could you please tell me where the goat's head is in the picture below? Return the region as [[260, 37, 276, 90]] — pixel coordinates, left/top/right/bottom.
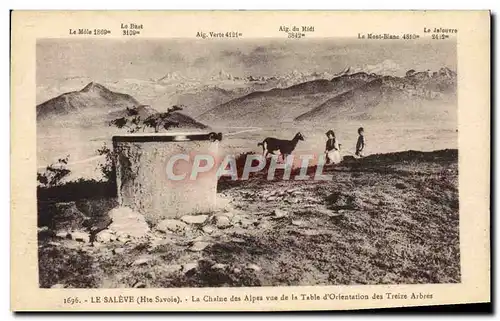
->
[[295, 132, 305, 141]]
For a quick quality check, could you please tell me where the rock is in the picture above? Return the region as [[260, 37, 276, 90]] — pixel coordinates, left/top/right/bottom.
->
[[161, 264, 182, 274], [113, 248, 125, 255], [70, 231, 90, 243], [52, 202, 89, 232], [95, 230, 115, 243], [292, 220, 306, 227], [156, 219, 187, 233], [50, 283, 66, 289], [47, 241, 62, 246], [273, 209, 288, 218], [189, 241, 210, 252], [258, 221, 271, 229], [325, 192, 357, 210], [247, 264, 261, 272], [239, 218, 255, 228], [212, 263, 227, 270], [202, 225, 216, 234], [395, 183, 407, 190], [266, 196, 278, 201], [56, 231, 70, 239], [214, 215, 232, 228], [149, 237, 171, 249], [182, 262, 198, 274], [116, 234, 131, 243], [132, 255, 152, 266], [231, 227, 247, 236], [92, 242, 104, 248], [108, 207, 150, 239], [180, 215, 208, 225], [233, 267, 241, 274]]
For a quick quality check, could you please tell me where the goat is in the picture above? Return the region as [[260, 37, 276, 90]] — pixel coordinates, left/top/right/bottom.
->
[[257, 132, 305, 161]]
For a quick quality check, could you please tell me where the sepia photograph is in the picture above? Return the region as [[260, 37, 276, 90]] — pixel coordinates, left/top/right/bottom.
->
[[36, 37, 459, 289]]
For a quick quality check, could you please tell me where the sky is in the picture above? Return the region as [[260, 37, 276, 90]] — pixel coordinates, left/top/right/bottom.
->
[[37, 38, 456, 87]]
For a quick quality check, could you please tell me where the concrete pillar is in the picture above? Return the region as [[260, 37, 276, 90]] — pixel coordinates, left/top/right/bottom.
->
[[112, 132, 222, 225]]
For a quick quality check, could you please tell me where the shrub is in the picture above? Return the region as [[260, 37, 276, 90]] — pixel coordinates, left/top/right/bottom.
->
[[109, 105, 184, 133], [97, 144, 116, 182], [37, 156, 71, 188]]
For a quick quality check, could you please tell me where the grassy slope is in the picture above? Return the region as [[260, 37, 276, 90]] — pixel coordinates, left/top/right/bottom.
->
[[38, 149, 459, 288]]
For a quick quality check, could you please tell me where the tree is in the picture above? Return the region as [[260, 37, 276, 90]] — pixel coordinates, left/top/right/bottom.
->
[[109, 105, 184, 133], [37, 156, 71, 187], [96, 144, 116, 182]]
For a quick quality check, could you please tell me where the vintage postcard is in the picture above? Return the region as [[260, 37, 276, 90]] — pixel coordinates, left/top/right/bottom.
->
[[10, 10, 490, 311]]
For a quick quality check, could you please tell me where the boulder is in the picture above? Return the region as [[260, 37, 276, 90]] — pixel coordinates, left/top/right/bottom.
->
[[180, 215, 208, 225], [156, 219, 187, 233], [202, 225, 216, 234], [95, 230, 115, 243], [182, 262, 198, 274], [113, 248, 125, 255], [214, 215, 232, 228], [108, 207, 150, 239], [247, 263, 261, 272]]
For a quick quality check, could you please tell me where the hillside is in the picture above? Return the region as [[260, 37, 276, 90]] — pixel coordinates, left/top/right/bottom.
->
[[198, 75, 373, 125], [198, 67, 456, 126], [160, 86, 241, 117], [106, 104, 158, 121], [37, 82, 140, 121], [37, 82, 210, 131], [38, 149, 459, 288], [295, 67, 457, 122], [295, 78, 386, 121]]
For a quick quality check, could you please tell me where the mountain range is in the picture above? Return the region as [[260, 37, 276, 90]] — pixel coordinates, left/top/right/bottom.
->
[[36, 82, 208, 130], [199, 67, 457, 125], [37, 66, 457, 130]]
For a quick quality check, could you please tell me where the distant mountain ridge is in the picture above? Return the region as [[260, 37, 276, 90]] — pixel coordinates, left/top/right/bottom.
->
[[37, 82, 139, 121], [199, 67, 457, 125], [37, 82, 209, 130]]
